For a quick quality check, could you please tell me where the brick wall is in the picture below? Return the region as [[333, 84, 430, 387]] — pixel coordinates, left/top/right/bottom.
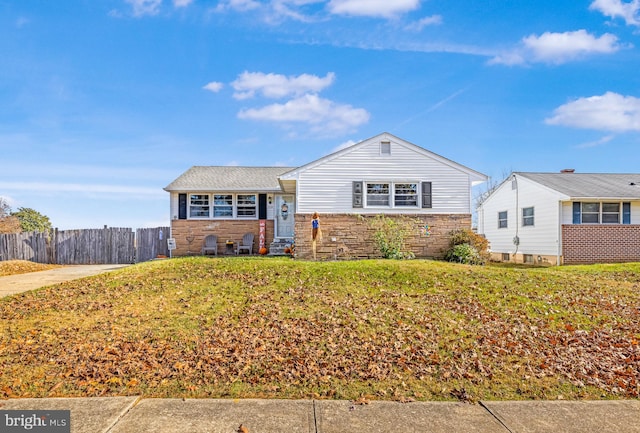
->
[[170, 219, 274, 256], [562, 224, 640, 264], [293, 213, 471, 260]]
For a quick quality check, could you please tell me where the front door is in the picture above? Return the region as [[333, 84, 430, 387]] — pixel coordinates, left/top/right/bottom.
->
[[275, 194, 295, 239]]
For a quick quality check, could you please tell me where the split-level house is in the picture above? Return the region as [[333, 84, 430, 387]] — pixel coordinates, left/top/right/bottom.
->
[[477, 171, 640, 265], [164, 132, 487, 260]]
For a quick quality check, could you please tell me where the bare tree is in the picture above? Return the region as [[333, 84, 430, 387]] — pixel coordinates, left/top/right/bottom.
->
[[0, 197, 11, 218], [0, 197, 21, 233]]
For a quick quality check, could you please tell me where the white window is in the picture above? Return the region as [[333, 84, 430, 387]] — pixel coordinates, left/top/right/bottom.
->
[[522, 207, 534, 226], [237, 194, 257, 218], [367, 183, 390, 206], [581, 202, 600, 223], [498, 211, 508, 229], [577, 202, 626, 224], [394, 183, 418, 207], [380, 141, 391, 155], [365, 182, 422, 208], [213, 194, 233, 217], [602, 202, 620, 224], [189, 194, 210, 218]]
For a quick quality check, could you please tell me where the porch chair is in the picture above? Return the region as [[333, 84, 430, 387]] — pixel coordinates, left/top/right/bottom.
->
[[236, 233, 254, 255], [202, 234, 218, 256]]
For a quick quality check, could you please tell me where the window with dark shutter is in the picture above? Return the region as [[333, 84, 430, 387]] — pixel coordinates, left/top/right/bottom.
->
[[258, 194, 267, 220], [178, 193, 187, 219], [353, 181, 363, 208], [623, 202, 631, 224], [572, 202, 581, 224], [421, 182, 432, 208]]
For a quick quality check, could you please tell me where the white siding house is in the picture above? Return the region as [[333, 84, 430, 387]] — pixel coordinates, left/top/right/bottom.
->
[[166, 132, 487, 260], [477, 171, 640, 265], [279, 132, 484, 215]]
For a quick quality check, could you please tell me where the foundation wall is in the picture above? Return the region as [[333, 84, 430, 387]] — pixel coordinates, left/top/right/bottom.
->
[[293, 213, 472, 260]]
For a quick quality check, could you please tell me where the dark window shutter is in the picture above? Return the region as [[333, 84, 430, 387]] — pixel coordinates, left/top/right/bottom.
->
[[572, 202, 581, 224], [353, 181, 363, 208], [258, 194, 267, 219], [178, 194, 187, 219], [422, 182, 432, 209], [623, 202, 631, 224]]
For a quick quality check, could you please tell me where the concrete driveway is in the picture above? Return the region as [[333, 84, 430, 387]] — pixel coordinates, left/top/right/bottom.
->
[[0, 264, 130, 298]]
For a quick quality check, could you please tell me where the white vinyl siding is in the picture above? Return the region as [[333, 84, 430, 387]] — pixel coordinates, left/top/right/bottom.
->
[[477, 175, 564, 256], [293, 138, 473, 214]]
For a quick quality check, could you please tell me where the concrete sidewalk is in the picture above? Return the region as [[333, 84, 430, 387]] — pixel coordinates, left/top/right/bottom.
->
[[0, 264, 130, 297], [1, 397, 638, 433]]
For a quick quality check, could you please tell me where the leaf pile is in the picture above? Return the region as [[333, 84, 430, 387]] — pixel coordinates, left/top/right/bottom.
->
[[0, 260, 61, 276], [1, 258, 639, 401]]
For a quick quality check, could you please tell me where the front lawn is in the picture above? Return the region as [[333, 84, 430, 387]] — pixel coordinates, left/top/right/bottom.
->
[[1, 257, 638, 401]]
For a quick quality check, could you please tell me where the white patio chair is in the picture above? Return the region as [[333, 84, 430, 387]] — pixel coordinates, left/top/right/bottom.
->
[[236, 233, 254, 255], [202, 234, 218, 255]]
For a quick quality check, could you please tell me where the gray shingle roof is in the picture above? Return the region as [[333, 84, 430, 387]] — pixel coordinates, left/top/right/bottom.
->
[[517, 172, 640, 199], [164, 166, 296, 192]]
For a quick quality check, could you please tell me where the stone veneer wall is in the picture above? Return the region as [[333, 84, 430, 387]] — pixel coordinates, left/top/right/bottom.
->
[[293, 213, 471, 260], [562, 224, 640, 264], [170, 219, 274, 257]]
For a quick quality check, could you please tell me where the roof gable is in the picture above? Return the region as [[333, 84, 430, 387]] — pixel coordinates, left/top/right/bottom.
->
[[279, 132, 487, 184]]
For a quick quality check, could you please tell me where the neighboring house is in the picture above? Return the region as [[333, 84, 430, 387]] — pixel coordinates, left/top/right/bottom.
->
[[164, 132, 487, 260], [477, 171, 640, 265]]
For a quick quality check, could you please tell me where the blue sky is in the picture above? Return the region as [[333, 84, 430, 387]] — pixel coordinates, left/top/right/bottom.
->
[[2, 0, 640, 229]]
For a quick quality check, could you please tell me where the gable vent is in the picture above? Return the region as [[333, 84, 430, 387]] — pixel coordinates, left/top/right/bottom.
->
[[380, 141, 391, 155]]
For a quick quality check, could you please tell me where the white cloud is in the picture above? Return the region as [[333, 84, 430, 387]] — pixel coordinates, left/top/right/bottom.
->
[[328, 0, 421, 18], [203, 81, 224, 92], [331, 139, 358, 153], [490, 30, 623, 65], [125, 0, 162, 16], [575, 134, 615, 149], [15, 17, 30, 28], [231, 71, 335, 100], [173, 0, 193, 7], [0, 181, 164, 197], [546, 92, 640, 132], [404, 15, 442, 31], [237, 94, 370, 134], [590, 0, 640, 26], [214, 0, 261, 13]]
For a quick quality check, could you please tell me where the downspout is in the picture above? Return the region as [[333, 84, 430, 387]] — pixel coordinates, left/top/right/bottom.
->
[[557, 200, 562, 266], [512, 174, 520, 261]]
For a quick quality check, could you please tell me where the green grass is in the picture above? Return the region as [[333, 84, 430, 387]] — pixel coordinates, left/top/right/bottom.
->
[[1, 257, 639, 401]]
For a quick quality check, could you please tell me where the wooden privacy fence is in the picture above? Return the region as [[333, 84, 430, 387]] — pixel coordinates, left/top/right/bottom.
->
[[0, 227, 170, 265]]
